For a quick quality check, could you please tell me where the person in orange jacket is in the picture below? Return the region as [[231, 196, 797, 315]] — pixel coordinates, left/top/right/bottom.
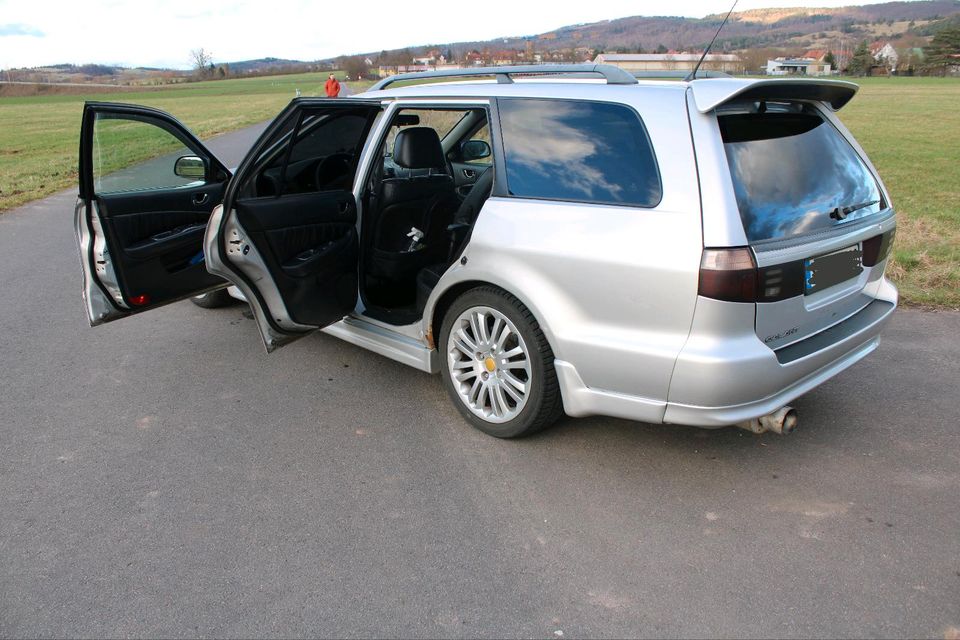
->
[[325, 74, 341, 97]]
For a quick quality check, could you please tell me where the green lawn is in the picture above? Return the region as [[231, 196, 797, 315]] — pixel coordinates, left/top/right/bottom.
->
[[0, 73, 956, 307], [836, 77, 960, 308], [0, 72, 372, 211]]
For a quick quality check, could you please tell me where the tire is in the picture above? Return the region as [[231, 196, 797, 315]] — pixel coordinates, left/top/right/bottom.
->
[[190, 288, 235, 309], [439, 286, 563, 438]]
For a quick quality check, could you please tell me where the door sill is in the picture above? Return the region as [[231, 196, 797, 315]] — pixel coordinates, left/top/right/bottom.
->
[[322, 316, 438, 373]]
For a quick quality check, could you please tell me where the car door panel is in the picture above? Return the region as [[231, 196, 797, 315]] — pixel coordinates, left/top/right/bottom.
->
[[98, 185, 225, 286], [75, 102, 230, 324], [204, 98, 383, 352], [233, 191, 358, 326]]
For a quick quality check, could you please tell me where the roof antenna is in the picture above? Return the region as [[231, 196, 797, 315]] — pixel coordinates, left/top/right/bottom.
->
[[685, 0, 739, 82]]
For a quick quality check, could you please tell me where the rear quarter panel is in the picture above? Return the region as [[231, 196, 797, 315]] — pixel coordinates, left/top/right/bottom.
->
[[426, 87, 703, 416]]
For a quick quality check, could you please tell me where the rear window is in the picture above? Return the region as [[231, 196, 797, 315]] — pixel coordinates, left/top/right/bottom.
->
[[498, 98, 661, 207], [719, 102, 883, 243]]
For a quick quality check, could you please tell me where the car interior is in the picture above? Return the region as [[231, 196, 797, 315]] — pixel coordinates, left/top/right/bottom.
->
[[359, 107, 494, 325], [223, 104, 494, 329]]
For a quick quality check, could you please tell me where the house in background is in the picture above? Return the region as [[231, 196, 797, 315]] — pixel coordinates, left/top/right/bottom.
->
[[766, 57, 832, 76], [871, 42, 899, 75], [594, 53, 743, 74]]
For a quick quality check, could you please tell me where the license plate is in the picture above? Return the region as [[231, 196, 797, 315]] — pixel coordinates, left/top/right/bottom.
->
[[804, 245, 863, 294]]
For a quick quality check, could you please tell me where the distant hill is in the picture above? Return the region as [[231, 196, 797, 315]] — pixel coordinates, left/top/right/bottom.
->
[[222, 57, 309, 73], [7, 0, 959, 84], [369, 0, 960, 60], [536, 0, 960, 51]]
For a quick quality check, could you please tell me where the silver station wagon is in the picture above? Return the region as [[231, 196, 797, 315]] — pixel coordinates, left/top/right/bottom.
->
[[74, 64, 897, 438]]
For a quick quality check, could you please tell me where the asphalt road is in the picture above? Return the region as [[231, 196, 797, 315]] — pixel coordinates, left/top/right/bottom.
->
[[1, 123, 958, 639]]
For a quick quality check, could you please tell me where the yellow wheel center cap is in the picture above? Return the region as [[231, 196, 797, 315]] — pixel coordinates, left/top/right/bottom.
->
[[484, 357, 497, 372]]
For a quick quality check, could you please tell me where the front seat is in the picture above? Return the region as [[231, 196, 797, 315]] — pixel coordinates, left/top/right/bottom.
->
[[368, 127, 459, 283]]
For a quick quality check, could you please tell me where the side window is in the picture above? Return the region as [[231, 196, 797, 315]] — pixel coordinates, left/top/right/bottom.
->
[[382, 109, 473, 159], [93, 114, 204, 194], [497, 98, 662, 208], [242, 106, 377, 199]]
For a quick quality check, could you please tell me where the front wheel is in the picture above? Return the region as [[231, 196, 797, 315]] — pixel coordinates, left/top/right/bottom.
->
[[190, 288, 234, 309], [439, 287, 563, 438]]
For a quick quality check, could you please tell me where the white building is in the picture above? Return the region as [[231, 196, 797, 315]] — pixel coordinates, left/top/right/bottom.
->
[[766, 58, 832, 76], [871, 42, 899, 74], [594, 53, 743, 74]]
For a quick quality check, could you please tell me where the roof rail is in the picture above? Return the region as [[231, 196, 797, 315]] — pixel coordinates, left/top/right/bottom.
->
[[632, 70, 733, 80], [369, 64, 638, 91]]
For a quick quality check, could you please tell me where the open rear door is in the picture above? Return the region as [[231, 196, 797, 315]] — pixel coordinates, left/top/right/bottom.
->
[[204, 98, 383, 352], [75, 102, 231, 325]]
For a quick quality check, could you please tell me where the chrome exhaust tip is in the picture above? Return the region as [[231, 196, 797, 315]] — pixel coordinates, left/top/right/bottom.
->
[[737, 406, 798, 435]]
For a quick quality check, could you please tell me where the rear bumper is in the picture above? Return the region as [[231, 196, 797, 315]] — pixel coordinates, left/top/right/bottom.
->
[[555, 278, 897, 428], [662, 278, 897, 427]]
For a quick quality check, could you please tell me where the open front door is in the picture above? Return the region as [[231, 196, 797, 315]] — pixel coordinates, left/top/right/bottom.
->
[[204, 99, 383, 352], [75, 102, 231, 325]]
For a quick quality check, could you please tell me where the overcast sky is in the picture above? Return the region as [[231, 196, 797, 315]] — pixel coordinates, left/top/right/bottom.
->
[[0, 0, 910, 69]]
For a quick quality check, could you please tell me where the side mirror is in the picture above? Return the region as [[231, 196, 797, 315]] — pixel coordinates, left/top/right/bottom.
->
[[461, 140, 491, 162], [174, 155, 206, 180]]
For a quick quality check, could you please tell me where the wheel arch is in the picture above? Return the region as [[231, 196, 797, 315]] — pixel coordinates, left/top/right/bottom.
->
[[424, 271, 563, 366], [428, 278, 566, 436], [428, 280, 487, 350]]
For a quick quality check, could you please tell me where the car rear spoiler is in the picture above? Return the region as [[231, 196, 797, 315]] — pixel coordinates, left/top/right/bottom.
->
[[690, 78, 859, 113]]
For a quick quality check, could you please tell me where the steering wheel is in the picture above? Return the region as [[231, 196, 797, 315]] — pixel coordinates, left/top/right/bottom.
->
[[315, 153, 353, 190]]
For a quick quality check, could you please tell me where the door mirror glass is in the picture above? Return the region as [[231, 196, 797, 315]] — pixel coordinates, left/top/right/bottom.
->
[[461, 139, 491, 161], [174, 155, 206, 180]]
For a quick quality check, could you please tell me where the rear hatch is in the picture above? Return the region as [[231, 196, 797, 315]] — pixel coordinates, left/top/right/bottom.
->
[[716, 99, 895, 352]]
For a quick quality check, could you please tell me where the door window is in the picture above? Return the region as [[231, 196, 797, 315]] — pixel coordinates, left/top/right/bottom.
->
[[382, 109, 474, 160], [241, 106, 377, 198], [92, 114, 204, 194]]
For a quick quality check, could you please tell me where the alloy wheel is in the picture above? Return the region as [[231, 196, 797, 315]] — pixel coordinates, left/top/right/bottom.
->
[[446, 305, 532, 423]]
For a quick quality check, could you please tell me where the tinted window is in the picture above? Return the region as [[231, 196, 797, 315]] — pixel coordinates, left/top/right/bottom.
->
[[720, 103, 883, 243], [243, 107, 375, 198], [498, 99, 661, 207], [288, 111, 370, 165]]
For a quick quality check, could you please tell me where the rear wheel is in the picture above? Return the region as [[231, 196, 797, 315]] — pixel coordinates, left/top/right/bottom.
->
[[439, 287, 563, 438], [190, 288, 234, 309]]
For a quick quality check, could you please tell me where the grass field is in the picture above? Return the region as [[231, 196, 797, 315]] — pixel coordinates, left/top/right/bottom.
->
[[0, 73, 956, 307], [838, 77, 960, 308], [0, 72, 373, 211]]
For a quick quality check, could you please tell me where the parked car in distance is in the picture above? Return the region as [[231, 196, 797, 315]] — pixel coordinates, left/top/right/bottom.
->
[[74, 64, 897, 438]]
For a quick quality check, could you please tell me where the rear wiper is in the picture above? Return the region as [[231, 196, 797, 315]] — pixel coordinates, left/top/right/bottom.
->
[[829, 200, 880, 221]]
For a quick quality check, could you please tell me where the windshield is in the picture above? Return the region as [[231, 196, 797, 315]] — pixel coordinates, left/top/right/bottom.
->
[[719, 102, 884, 243]]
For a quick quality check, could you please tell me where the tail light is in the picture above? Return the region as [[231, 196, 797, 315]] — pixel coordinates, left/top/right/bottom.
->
[[862, 229, 895, 267], [699, 248, 803, 303], [699, 248, 757, 303], [700, 232, 893, 304]]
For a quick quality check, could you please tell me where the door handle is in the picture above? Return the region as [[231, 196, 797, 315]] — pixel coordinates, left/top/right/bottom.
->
[[462, 168, 476, 179], [192, 193, 209, 206]]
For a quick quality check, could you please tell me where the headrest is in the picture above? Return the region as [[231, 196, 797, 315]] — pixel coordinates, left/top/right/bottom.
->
[[393, 127, 446, 170]]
